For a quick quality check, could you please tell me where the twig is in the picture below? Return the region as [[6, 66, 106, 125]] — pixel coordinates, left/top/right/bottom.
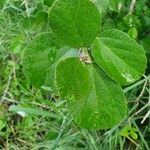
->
[[128, 0, 137, 15], [141, 79, 150, 124], [123, 75, 150, 93], [141, 110, 150, 124], [135, 80, 147, 105], [128, 80, 148, 120], [1, 69, 13, 103], [21, 0, 30, 17], [0, 57, 19, 105]]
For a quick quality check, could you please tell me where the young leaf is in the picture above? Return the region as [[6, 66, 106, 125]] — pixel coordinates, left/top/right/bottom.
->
[[56, 57, 90, 100], [49, 0, 101, 48], [130, 131, 138, 140], [68, 64, 127, 129], [128, 27, 138, 39], [92, 29, 147, 86], [23, 33, 61, 88]]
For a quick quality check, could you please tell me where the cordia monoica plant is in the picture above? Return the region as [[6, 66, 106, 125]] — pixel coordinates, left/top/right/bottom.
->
[[23, 0, 147, 129]]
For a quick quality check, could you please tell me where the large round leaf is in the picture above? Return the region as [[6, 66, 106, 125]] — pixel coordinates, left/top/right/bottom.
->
[[68, 64, 127, 129], [56, 57, 127, 129], [56, 57, 90, 100], [23, 34, 78, 90], [49, 0, 101, 48], [92, 29, 147, 86], [23, 33, 60, 88]]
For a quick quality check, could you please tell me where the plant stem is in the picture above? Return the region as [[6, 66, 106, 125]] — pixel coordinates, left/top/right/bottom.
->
[[128, 0, 137, 15]]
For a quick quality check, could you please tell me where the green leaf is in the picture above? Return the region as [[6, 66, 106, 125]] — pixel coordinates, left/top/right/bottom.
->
[[130, 131, 138, 140], [92, 29, 147, 86], [56, 57, 90, 100], [120, 125, 132, 137], [120, 125, 138, 140], [23, 33, 61, 88], [68, 64, 127, 129], [23, 37, 78, 91], [49, 0, 101, 48], [128, 27, 138, 39], [9, 105, 58, 118], [45, 47, 78, 93], [9, 33, 25, 54]]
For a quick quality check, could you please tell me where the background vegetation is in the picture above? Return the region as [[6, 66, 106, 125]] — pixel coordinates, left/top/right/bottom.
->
[[0, 0, 150, 149]]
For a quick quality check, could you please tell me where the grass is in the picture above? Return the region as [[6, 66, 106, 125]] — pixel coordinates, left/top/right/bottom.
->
[[0, 0, 150, 150]]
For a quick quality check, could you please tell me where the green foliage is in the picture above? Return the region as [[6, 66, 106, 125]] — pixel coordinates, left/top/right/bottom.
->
[[128, 27, 138, 39], [0, 0, 150, 149], [120, 125, 139, 140], [49, 0, 101, 47], [92, 29, 147, 86], [45, 47, 79, 93], [56, 57, 90, 100], [9, 105, 58, 118], [23, 33, 61, 88], [21, 0, 148, 130], [67, 63, 127, 129]]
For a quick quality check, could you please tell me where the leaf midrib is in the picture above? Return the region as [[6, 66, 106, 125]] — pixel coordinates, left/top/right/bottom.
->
[[100, 41, 141, 76]]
